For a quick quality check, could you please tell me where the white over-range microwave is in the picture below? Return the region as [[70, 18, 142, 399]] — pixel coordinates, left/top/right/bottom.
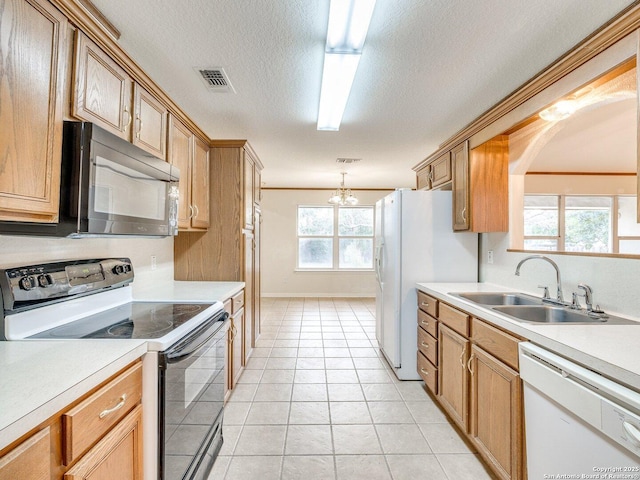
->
[[0, 121, 180, 237]]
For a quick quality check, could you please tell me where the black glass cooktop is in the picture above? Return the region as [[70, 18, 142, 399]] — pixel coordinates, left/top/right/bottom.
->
[[30, 302, 214, 339]]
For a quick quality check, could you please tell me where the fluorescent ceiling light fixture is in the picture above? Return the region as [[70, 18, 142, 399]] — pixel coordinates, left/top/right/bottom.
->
[[317, 0, 376, 131]]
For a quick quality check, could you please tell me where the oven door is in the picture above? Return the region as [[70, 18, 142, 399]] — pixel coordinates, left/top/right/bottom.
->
[[159, 311, 229, 480]]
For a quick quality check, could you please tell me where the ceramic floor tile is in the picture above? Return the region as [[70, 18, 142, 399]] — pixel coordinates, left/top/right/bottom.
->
[[223, 455, 282, 480], [207, 454, 230, 479], [293, 369, 327, 383], [384, 454, 447, 480], [297, 347, 325, 358], [362, 383, 403, 401], [270, 347, 298, 358], [218, 426, 241, 456], [376, 424, 432, 454], [222, 402, 251, 425], [436, 453, 496, 479], [324, 348, 351, 357], [349, 347, 379, 358], [353, 357, 386, 369], [244, 356, 268, 370], [332, 424, 382, 454], [292, 383, 328, 402], [236, 369, 263, 384], [329, 401, 372, 424], [405, 400, 449, 423], [356, 369, 393, 383], [323, 339, 348, 348], [295, 357, 325, 369], [288, 401, 331, 424], [245, 402, 290, 425], [233, 425, 287, 455], [298, 339, 324, 348], [394, 381, 430, 401], [285, 424, 334, 454], [227, 384, 258, 402], [326, 369, 359, 383], [335, 455, 390, 480], [281, 455, 335, 480], [250, 347, 272, 358], [253, 383, 293, 402], [367, 401, 415, 424], [325, 358, 355, 369], [273, 339, 299, 348], [265, 357, 297, 370], [328, 383, 365, 402], [260, 369, 295, 383], [419, 423, 476, 453]]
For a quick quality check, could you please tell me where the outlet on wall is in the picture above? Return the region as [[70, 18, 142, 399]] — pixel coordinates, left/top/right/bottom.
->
[[487, 250, 494, 264], [151, 255, 157, 270]]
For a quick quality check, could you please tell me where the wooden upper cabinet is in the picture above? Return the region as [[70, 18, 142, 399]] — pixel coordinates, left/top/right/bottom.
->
[[73, 32, 168, 160], [168, 115, 193, 229], [191, 136, 210, 229], [416, 165, 431, 190], [0, 0, 68, 223], [452, 141, 470, 231], [133, 84, 167, 158], [254, 167, 262, 206], [73, 31, 133, 139], [430, 152, 452, 189]]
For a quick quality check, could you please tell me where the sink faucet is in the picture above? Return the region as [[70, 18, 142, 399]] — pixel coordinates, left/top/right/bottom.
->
[[514, 255, 565, 305]]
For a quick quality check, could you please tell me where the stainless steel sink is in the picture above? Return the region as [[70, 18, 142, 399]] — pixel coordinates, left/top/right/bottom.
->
[[452, 292, 542, 306], [492, 305, 638, 325]]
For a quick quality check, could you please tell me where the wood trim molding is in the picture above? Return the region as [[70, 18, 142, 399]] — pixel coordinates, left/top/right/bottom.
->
[[52, 0, 209, 142], [74, 0, 120, 39], [414, 3, 640, 171], [210, 140, 264, 169]]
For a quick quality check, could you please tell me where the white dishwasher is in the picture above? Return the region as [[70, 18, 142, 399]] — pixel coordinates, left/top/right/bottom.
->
[[519, 343, 640, 478]]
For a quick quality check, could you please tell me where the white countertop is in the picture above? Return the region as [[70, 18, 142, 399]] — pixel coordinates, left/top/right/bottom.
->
[[417, 282, 640, 390], [134, 280, 244, 303], [0, 340, 147, 451]]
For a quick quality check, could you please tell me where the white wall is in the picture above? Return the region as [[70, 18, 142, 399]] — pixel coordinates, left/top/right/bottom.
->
[[0, 235, 174, 293], [261, 189, 389, 297], [480, 232, 640, 319]]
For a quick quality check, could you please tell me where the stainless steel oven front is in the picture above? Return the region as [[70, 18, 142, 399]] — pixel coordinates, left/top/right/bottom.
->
[[159, 309, 229, 480]]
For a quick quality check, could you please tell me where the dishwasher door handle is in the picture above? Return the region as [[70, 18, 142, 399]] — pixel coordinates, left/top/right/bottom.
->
[[623, 421, 640, 447]]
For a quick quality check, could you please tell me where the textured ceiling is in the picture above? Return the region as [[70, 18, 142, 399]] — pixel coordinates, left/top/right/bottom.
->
[[89, 0, 636, 188]]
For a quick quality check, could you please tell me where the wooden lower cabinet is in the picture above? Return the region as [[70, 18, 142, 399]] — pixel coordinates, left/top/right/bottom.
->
[[64, 405, 143, 480], [0, 361, 143, 480], [470, 345, 523, 480], [0, 427, 50, 480], [225, 289, 246, 395], [438, 323, 469, 431]]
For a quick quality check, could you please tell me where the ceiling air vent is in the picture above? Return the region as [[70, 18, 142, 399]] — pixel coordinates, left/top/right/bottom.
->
[[195, 67, 235, 93], [336, 158, 361, 164]]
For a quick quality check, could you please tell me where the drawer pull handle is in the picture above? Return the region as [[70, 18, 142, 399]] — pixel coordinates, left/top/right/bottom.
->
[[421, 302, 429, 307], [99, 394, 127, 419], [421, 342, 429, 348], [420, 320, 429, 326], [420, 368, 429, 375]]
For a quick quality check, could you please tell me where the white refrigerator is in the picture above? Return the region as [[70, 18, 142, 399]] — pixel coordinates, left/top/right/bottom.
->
[[374, 189, 478, 380]]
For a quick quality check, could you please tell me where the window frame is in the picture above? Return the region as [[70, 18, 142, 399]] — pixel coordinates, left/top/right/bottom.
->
[[296, 204, 375, 271]]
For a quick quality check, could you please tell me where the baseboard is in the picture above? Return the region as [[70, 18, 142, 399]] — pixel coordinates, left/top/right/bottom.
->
[[261, 293, 375, 298]]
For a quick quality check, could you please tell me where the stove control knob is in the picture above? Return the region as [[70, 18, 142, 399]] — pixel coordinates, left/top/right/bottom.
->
[[38, 274, 54, 287], [112, 265, 125, 275], [19, 276, 37, 291]]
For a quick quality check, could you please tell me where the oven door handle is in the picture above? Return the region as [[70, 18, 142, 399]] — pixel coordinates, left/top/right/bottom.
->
[[165, 311, 229, 363]]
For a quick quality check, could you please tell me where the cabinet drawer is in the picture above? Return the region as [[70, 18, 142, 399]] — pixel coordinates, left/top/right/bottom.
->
[[471, 318, 520, 370], [417, 291, 437, 317], [417, 351, 438, 395], [418, 326, 437, 365], [232, 290, 244, 314], [439, 303, 469, 336], [62, 362, 142, 465], [417, 309, 437, 338]]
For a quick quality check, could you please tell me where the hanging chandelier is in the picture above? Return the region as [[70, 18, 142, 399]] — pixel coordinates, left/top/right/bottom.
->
[[328, 172, 358, 205]]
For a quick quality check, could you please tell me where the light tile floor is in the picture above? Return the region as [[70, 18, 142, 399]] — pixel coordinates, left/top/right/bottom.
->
[[209, 297, 496, 480]]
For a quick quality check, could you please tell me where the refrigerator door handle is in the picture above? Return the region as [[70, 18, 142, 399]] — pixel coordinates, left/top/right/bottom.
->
[[374, 242, 384, 289]]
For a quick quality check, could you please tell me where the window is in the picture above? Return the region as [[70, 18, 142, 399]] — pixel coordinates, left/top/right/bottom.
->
[[524, 195, 640, 254], [297, 205, 374, 270]]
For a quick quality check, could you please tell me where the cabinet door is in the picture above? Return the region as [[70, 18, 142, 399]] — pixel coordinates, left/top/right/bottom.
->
[[253, 208, 261, 338], [191, 137, 210, 229], [452, 141, 470, 231], [168, 115, 192, 229], [231, 311, 244, 388], [132, 84, 167, 159], [438, 323, 469, 431], [243, 152, 254, 229], [416, 165, 431, 190], [0, 0, 67, 222], [243, 232, 254, 365], [64, 405, 143, 480], [72, 32, 132, 139], [254, 167, 262, 205], [431, 152, 452, 188], [0, 427, 50, 480], [469, 345, 523, 480]]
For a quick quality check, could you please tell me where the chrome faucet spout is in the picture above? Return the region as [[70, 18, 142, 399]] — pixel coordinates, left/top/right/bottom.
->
[[514, 255, 565, 304]]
